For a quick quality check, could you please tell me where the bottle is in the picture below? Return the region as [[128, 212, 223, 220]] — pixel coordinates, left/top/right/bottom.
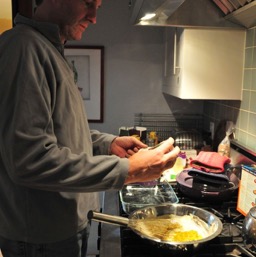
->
[[147, 137, 155, 147], [149, 131, 158, 146]]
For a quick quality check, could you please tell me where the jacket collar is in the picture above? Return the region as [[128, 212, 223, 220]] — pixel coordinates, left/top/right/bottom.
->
[[14, 14, 65, 54]]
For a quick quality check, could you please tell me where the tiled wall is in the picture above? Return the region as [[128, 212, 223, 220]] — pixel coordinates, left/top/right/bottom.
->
[[203, 27, 256, 152]]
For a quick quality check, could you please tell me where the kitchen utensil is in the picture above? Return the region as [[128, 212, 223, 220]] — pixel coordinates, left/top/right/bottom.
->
[[175, 130, 204, 150], [148, 141, 164, 149], [242, 206, 256, 247], [176, 168, 240, 201], [88, 204, 223, 250], [119, 181, 178, 214]]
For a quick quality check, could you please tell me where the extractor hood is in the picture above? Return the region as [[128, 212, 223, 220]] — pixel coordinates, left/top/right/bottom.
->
[[130, 0, 256, 29]]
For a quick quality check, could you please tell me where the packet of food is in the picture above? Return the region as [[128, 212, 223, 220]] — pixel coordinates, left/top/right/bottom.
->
[[218, 121, 235, 157]]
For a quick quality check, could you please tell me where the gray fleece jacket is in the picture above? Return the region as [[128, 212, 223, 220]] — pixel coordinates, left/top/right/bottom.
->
[[0, 14, 128, 243]]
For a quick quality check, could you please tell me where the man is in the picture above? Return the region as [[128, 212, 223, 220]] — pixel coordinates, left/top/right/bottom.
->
[[0, 0, 180, 256]]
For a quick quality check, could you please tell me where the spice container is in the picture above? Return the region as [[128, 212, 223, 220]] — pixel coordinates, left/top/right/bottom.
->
[[148, 131, 158, 146]]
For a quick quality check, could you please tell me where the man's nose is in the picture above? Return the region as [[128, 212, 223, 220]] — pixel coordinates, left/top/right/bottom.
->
[[88, 17, 97, 24]]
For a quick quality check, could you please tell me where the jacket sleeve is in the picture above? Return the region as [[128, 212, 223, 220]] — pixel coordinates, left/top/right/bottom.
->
[[91, 129, 117, 155]]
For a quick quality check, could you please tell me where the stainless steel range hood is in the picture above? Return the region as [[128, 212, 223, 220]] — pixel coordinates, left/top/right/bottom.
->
[[226, 0, 256, 28], [130, 0, 256, 29]]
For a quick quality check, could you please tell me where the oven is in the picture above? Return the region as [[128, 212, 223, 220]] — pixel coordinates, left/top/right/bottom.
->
[[98, 142, 256, 257]]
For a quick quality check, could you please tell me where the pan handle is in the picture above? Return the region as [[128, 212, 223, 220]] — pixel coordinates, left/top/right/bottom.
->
[[201, 191, 220, 196], [87, 210, 129, 227]]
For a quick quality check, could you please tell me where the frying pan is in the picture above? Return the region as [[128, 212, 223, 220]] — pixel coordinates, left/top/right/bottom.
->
[[176, 168, 240, 201], [88, 204, 223, 250]]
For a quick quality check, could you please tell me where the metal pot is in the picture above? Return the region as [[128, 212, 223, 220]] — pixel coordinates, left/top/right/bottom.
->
[[174, 130, 204, 150], [88, 204, 222, 251], [176, 168, 240, 201], [242, 206, 256, 247]]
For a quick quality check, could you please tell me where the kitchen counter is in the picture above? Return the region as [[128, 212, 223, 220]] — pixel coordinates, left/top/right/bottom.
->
[[99, 190, 122, 257]]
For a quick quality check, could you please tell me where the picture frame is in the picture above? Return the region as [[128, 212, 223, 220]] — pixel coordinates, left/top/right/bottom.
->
[[0, 0, 14, 34], [64, 46, 104, 123], [1, 0, 34, 35]]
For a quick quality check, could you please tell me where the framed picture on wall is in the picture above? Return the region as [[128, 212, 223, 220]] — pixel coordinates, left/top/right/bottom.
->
[[0, 0, 34, 35], [64, 46, 104, 123], [0, 0, 14, 34]]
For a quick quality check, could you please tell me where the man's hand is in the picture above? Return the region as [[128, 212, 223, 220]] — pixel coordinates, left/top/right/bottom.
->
[[125, 137, 180, 184], [110, 136, 147, 158]]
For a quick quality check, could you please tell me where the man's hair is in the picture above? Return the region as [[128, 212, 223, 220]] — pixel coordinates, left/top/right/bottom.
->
[[35, 0, 44, 6]]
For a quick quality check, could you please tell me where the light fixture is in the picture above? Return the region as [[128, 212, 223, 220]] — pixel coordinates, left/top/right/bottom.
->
[[140, 13, 156, 21]]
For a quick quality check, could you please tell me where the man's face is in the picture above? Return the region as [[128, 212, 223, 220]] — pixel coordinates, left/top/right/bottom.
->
[[58, 0, 102, 42]]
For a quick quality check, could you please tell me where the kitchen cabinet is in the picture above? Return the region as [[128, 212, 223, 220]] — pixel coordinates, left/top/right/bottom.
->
[[163, 27, 246, 100]]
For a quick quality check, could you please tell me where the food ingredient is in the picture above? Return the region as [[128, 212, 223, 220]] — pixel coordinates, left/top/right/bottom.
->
[[218, 121, 235, 157], [130, 214, 209, 242]]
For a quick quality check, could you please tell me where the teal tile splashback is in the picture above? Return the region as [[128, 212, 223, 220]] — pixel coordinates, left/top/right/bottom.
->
[[204, 27, 256, 153]]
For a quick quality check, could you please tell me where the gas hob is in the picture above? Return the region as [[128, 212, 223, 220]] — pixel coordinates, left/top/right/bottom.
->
[[119, 184, 256, 257]]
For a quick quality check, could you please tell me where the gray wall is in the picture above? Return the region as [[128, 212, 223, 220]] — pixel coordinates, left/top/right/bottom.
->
[[67, 0, 203, 135]]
